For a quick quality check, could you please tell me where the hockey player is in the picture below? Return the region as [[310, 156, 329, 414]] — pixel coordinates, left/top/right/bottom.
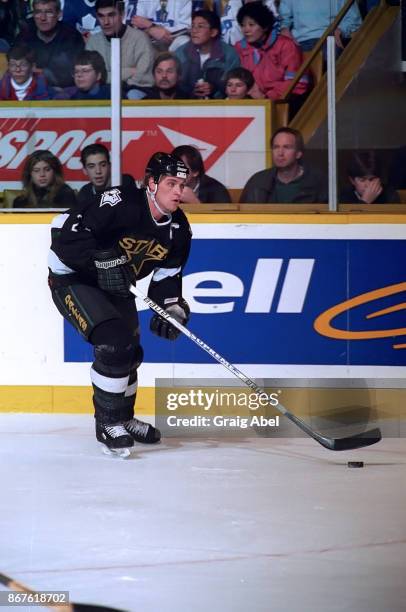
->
[[48, 152, 192, 457]]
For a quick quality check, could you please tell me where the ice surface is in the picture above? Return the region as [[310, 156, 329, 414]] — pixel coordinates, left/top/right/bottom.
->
[[0, 414, 406, 612]]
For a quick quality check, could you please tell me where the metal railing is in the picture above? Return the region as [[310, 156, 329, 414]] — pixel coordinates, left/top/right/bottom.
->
[[280, 0, 365, 101]]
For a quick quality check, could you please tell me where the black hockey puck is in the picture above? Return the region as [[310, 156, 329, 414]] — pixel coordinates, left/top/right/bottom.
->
[[347, 461, 364, 468]]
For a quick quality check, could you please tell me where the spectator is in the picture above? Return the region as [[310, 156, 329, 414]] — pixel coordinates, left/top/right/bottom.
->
[[240, 127, 327, 203], [15, 0, 85, 89], [140, 52, 190, 99], [340, 151, 400, 204], [224, 66, 254, 99], [388, 146, 406, 190], [61, 0, 100, 39], [13, 150, 77, 209], [77, 143, 135, 208], [131, 0, 191, 52], [172, 144, 231, 203], [86, 0, 154, 94], [175, 9, 240, 99], [0, 44, 54, 100], [218, 0, 278, 46], [279, 0, 362, 53], [55, 50, 110, 99], [235, 2, 309, 101]]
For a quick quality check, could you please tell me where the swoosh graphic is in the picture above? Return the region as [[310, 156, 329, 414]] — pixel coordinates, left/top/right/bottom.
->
[[366, 302, 406, 319], [314, 282, 406, 344]]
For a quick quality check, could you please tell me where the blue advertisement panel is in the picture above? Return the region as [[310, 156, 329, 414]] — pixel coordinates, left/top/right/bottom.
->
[[64, 236, 406, 367]]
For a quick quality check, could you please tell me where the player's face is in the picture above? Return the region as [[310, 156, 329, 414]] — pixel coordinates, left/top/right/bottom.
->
[[155, 175, 186, 213], [96, 7, 123, 36], [225, 78, 248, 99], [8, 58, 32, 85], [31, 160, 55, 188], [33, 2, 61, 34], [83, 153, 111, 189], [241, 17, 267, 45], [154, 60, 178, 91], [73, 63, 101, 92], [271, 132, 302, 169], [191, 17, 217, 47]]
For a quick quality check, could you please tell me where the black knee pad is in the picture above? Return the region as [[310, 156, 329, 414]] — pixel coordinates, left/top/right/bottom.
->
[[94, 342, 143, 374], [94, 341, 134, 366]]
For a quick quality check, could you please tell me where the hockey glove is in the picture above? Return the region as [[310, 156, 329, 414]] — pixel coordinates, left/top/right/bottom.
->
[[150, 298, 190, 340], [94, 248, 132, 298]]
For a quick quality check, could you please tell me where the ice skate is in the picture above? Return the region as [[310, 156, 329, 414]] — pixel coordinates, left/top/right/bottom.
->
[[96, 422, 134, 458], [124, 417, 161, 444]]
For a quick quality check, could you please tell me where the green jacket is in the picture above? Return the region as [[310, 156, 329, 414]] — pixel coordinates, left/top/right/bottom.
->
[[240, 165, 328, 204]]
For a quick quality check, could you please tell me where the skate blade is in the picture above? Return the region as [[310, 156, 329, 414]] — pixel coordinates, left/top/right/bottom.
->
[[100, 444, 132, 459]]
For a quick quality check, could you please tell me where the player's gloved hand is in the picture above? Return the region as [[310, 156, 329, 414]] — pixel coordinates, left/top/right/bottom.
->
[[150, 298, 190, 340], [94, 248, 132, 298]]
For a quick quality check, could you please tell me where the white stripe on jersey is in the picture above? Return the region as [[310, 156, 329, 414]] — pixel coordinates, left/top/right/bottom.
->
[[48, 249, 75, 275], [50, 212, 70, 229]]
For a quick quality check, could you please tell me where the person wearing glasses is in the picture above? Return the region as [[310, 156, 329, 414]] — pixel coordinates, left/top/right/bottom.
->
[[55, 50, 111, 99], [0, 44, 54, 100], [175, 9, 240, 99], [15, 0, 84, 89]]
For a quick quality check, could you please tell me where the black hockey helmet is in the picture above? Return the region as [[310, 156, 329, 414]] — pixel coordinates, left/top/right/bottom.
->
[[145, 152, 189, 184]]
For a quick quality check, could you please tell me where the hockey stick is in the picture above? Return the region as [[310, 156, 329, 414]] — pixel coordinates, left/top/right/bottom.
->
[[0, 572, 126, 612], [131, 285, 382, 451]]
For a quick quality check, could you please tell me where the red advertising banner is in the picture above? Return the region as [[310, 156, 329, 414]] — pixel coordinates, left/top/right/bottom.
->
[[0, 102, 270, 188]]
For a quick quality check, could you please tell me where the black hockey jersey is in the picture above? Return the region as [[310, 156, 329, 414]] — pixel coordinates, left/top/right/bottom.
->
[[48, 183, 192, 304]]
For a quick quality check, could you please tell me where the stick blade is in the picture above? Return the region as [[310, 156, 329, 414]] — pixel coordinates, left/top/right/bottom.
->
[[320, 427, 382, 451]]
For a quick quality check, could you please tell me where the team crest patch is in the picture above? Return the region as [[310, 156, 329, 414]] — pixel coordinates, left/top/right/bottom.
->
[[100, 188, 122, 207]]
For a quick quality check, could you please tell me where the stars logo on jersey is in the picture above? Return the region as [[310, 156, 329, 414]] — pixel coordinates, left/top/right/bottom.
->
[[119, 236, 169, 276], [100, 189, 122, 207]]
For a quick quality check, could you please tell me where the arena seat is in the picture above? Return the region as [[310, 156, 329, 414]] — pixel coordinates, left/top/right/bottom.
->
[[1, 190, 23, 208], [229, 188, 242, 203]]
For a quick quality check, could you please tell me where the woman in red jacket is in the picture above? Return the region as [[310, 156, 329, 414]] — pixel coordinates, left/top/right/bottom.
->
[[234, 2, 309, 101]]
